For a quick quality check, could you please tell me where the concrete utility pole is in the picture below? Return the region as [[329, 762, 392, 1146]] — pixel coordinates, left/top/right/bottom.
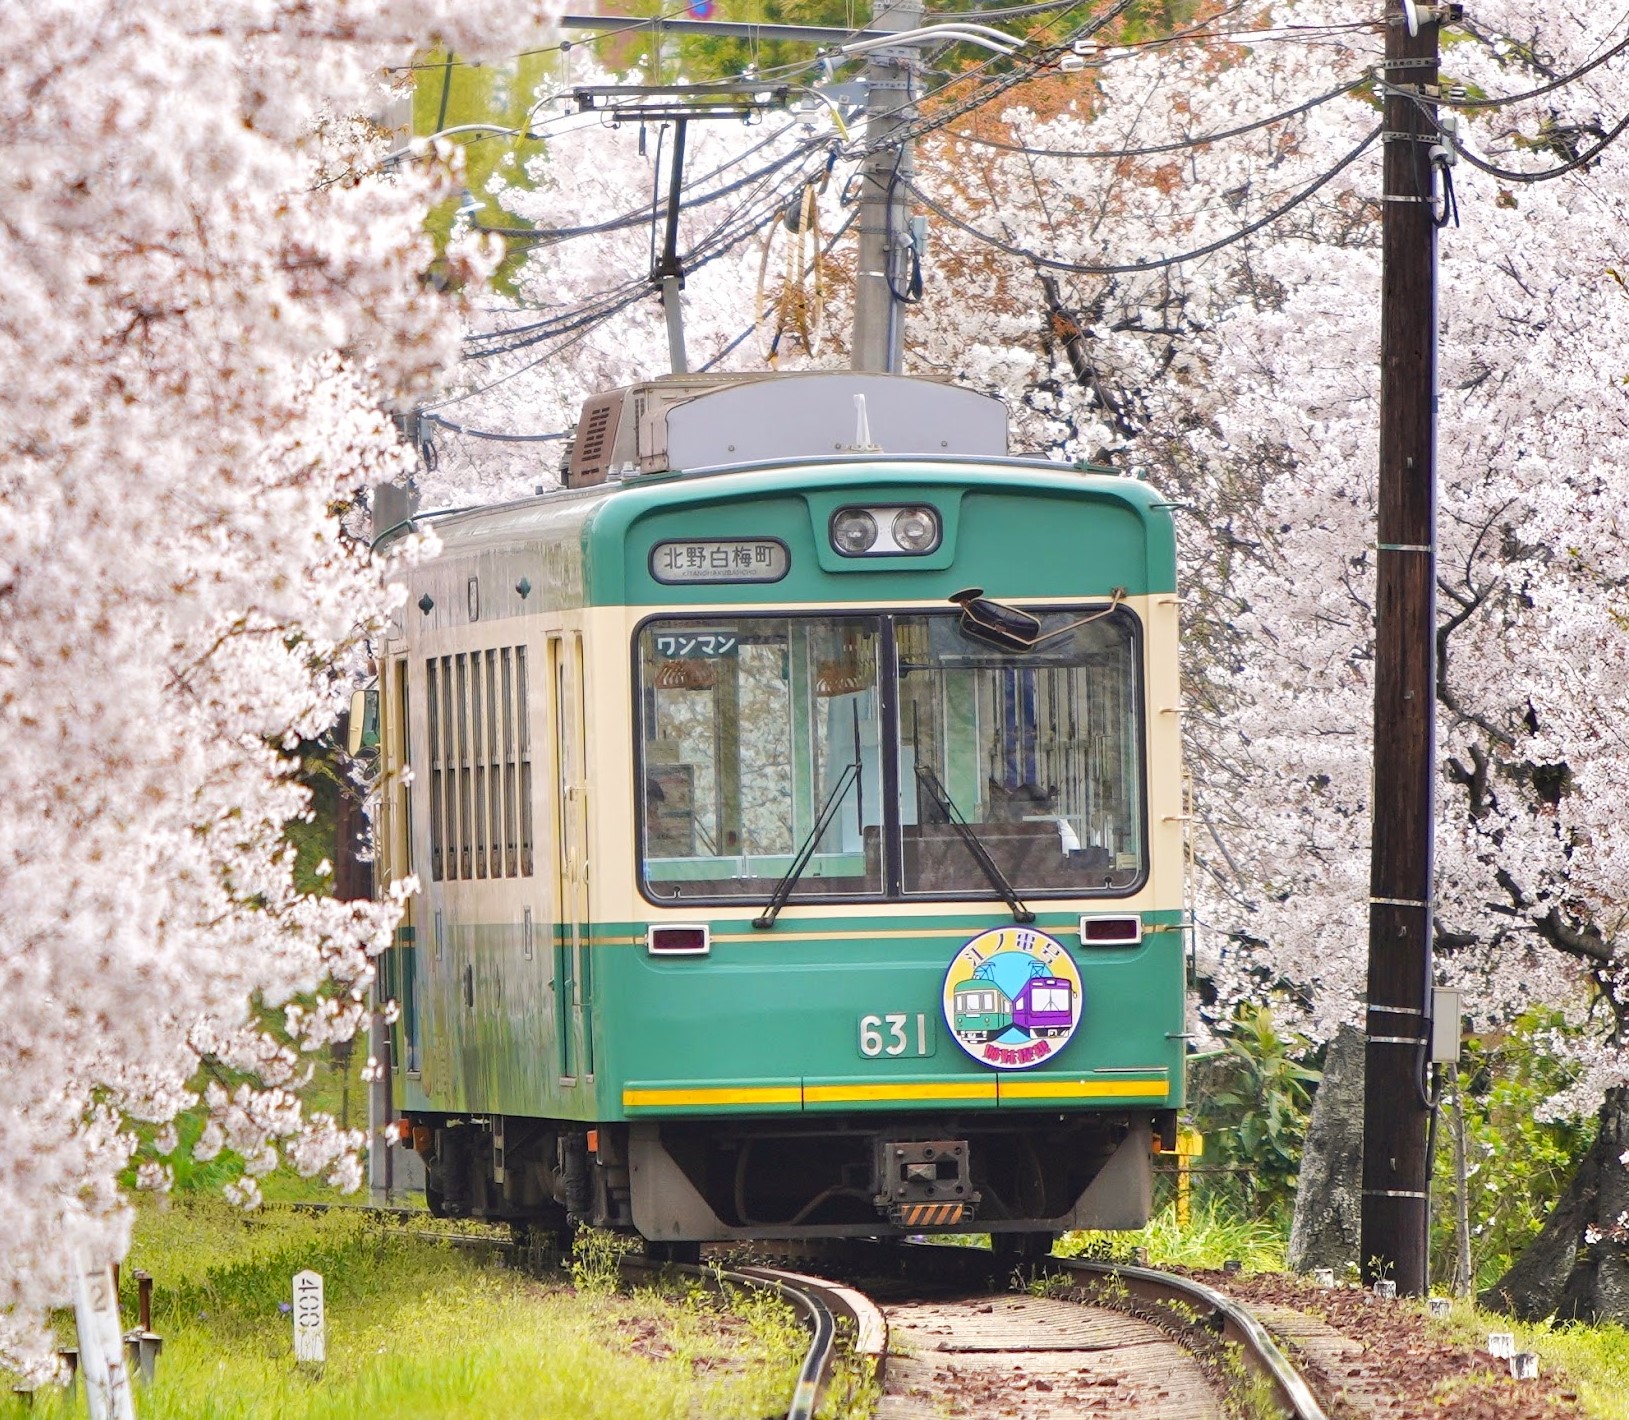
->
[[655, 117, 691, 374], [1362, 0, 1444, 1298], [562, 3, 953, 375], [851, 0, 923, 373]]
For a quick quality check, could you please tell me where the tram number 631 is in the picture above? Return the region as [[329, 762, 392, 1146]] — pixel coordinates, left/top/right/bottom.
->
[[858, 1012, 934, 1058]]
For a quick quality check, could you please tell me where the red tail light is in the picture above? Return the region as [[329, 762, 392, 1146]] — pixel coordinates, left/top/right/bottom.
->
[[647, 924, 710, 956], [1080, 915, 1142, 947]]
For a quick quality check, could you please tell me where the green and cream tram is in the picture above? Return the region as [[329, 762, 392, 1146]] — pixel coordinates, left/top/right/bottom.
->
[[367, 371, 1186, 1252]]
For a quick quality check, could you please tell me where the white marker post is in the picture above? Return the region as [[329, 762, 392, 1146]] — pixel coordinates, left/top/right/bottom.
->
[[292, 1271, 325, 1365], [68, 1249, 136, 1420]]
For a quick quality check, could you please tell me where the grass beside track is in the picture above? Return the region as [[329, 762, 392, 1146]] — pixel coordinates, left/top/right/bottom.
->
[[1, 1203, 810, 1420], [1427, 1299, 1629, 1420]]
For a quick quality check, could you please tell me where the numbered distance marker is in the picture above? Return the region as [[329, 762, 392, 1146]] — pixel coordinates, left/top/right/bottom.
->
[[292, 1270, 325, 1364]]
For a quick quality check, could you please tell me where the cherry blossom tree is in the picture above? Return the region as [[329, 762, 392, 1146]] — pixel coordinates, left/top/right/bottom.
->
[[0, 0, 551, 1370]]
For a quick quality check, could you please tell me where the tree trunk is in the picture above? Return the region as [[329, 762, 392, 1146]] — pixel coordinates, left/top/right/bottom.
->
[[1481, 1086, 1629, 1322], [1288, 1023, 1366, 1276]]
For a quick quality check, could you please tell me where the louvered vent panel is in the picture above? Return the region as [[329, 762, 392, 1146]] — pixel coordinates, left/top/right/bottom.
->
[[566, 391, 622, 487]]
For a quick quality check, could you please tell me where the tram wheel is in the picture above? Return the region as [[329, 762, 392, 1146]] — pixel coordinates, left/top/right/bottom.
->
[[992, 1231, 1056, 1267]]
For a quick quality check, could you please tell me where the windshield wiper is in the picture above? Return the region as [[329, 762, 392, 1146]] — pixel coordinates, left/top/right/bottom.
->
[[754, 762, 860, 929], [914, 765, 1035, 923]]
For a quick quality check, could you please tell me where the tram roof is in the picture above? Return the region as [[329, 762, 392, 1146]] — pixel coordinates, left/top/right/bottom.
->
[[382, 454, 1178, 609]]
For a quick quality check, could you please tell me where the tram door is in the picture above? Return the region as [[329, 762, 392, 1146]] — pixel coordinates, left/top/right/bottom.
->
[[550, 633, 594, 1082]]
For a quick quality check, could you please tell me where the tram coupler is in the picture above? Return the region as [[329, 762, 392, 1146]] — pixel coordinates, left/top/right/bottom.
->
[[875, 1139, 979, 1226]]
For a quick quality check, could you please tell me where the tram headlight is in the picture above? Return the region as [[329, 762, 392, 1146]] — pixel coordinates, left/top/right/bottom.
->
[[830, 505, 942, 556], [830, 508, 879, 555], [891, 506, 941, 553]]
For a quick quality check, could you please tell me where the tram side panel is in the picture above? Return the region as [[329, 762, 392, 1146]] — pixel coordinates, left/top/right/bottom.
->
[[386, 536, 615, 1129]]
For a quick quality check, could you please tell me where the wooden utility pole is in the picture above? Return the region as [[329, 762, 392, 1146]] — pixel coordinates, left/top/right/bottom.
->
[[1362, 0, 1441, 1297]]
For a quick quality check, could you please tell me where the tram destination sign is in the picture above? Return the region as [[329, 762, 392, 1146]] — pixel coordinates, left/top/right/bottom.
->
[[651, 537, 788, 584]]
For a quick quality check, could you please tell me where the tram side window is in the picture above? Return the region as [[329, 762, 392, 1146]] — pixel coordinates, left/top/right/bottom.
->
[[895, 607, 1145, 895], [637, 616, 885, 902], [425, 648, 534, 882]]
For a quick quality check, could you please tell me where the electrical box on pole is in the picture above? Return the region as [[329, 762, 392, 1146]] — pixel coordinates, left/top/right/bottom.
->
[[1362, 0, 1444, 1298]]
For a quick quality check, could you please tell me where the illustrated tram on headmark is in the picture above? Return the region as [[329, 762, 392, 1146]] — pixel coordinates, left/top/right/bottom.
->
[[364, 370, 1186, 1253]]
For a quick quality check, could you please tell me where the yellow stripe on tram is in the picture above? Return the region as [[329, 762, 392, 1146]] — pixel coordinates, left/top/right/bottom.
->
[[804, 1081, 998, 1104], [623, 1085, 802, 1109], [999, 1078, 1170, 1101]]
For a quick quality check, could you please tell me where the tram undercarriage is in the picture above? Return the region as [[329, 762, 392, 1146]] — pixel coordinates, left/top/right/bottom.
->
[[407, 1110, 1172, 1243]]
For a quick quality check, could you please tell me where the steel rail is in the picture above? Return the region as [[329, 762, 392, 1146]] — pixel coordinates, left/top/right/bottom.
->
[[623, 1257, 886, 1420], [1060, 1259, 1329, 1420]]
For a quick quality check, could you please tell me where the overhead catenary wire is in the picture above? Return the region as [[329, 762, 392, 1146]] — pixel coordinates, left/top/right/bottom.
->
[[467, 132, 825, 245], [1432, 26, 1629, 110], [433, 203, 863, 433], [457, 130, 835, 357], [443, 154, 823, 387], [925, 0, 1091, 19]]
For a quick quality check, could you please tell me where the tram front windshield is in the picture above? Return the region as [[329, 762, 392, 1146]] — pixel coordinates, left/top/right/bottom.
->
[[636, 608, 1143, 904]]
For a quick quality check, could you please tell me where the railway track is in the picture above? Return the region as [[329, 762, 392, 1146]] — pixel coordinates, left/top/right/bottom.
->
[[280, 1207, 1323, 1419], [691, 1241, 1327, 1420], [861, 1250, 1325, 1420]]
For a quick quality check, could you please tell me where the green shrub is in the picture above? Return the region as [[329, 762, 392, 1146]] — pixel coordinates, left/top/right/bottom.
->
[[1430, 1008, 1593, 1290], [1186, 1004, 1319, 1221]]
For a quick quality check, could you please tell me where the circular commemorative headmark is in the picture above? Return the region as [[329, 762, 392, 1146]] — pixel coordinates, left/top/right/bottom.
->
[[942, 926, 1084, 1070]]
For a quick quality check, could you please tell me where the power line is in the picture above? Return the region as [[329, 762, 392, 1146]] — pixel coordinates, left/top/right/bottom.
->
[[902, 121, 1382, 275], [444, 153, 821, 382], [1446, 107, 1629, 182], [472, 130, 824, 247], [925, 0, 1084, 18], [421, 413, 570, 441], [940, 74, 1369, 160], [1437, 27, 1629, 110]]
